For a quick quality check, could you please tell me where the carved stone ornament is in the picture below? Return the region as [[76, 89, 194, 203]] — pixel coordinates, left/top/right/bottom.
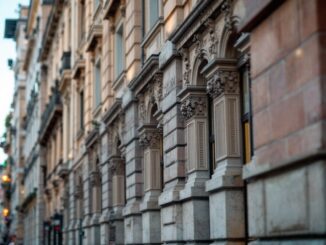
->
[[180, 96, 207, 120], [221, 0, 239, 31], [153, 74, 163, 103], [193, 34, 205, 60], [138, 96, 146, 124], [139, 131, 162, 148], [206, 70, 239, 98], [74, 185, 82, 199], [204, 18, 218, 58], [180, 48, 191, 85], [90, 170, 101, 186], [138, 75, 163, 124], [110, 159, 125, 176]]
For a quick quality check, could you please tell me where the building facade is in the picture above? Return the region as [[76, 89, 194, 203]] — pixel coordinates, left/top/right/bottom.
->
[[3, 0, 326, 244]]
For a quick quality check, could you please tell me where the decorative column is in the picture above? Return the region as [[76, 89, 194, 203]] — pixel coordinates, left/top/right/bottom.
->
[[204, 59, 245, 244], [109, 156, 125, 245], [89, 164, 101, 245], [139, 124, 162, 244], [179, 86, 210, 243]]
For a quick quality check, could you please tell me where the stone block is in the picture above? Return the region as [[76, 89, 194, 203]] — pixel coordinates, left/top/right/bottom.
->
[[182, 200, 210, 241], [251, 71, 270, 113], [247, 180, 265, 237], [161, 204, 183, 242], [124, 215, 142, 244], [253, 108, 272, 148], [251, 0, 300, 78], [209, 190, 245, 239], [142, 211, 161, 243]]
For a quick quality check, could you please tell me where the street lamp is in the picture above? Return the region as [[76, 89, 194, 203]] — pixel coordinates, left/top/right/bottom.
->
[[1, 175, 10, 183]]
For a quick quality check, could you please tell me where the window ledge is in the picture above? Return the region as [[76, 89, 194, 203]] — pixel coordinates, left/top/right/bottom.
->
[[93, 103, 102, 118], [76, 128, 84, 140], [93, 3, 102, 21], [141, 17, 164, 49], [112, 70, 126, 91]]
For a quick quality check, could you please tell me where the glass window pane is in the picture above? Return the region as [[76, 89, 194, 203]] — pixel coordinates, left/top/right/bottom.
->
[[244, 121, 251, 164], [149, 0, 159, 29], [242, 69, 250, 114], [115, 25, 124, 77]]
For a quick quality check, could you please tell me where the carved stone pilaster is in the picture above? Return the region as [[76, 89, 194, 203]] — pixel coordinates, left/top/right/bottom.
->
[[206, 70, 239, 98], [180, 96, 207, 120], [74, 185, 82, 199], [109, 157, 125, 176], [90, 171, 101, 186]]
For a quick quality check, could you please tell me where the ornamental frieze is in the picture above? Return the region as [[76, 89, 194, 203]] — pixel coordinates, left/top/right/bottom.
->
[[180, 96, 207, 120], [206, 70, 239, 98]]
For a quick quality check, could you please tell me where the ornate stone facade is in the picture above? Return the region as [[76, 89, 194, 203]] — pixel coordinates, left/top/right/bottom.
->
[[4, 0, 326, 245]]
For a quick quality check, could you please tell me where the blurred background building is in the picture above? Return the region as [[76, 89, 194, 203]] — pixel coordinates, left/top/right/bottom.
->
[[1, 0, 326, 244]]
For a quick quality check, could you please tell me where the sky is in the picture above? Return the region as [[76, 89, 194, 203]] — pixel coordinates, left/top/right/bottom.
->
[[0, 0, 30, 163]]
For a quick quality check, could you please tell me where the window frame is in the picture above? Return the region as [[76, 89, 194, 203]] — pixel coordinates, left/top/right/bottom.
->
[[93, 58, 101, 110], [239, 63, 254, 164], [114, 22, 125, 79]]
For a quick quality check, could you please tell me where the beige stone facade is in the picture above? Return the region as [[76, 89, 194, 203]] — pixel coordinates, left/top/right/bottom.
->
[[3, 0, 326, 244]]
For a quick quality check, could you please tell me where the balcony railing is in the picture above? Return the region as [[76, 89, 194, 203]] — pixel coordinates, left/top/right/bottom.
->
[[39, 82, 62, 145]]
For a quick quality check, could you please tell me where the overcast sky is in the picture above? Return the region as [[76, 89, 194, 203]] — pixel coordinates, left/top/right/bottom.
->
[[0, 0, 30, 163]]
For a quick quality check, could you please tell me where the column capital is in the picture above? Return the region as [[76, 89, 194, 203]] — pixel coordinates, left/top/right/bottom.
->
[[138, 124, 162, 149], [206, 69, 239, 98], [180, 95, 207, 120]]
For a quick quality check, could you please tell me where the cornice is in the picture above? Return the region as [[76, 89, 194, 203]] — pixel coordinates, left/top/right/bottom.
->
[[102, 98, 122, 126]]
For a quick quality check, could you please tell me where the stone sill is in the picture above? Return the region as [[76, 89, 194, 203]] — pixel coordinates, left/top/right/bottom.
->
[[243, 149, 326, 181]]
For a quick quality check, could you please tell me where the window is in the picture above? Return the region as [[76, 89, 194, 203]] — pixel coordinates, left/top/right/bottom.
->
[[79, 90, 84, 129], [208, 95, 216, 174], [79, 0, 86, 43], [115, 24, 124, 78], [240, 65, 253, 164], [144, 0, 159, 32], [94, 61, 101, 109], [94, 0, 100, 11]]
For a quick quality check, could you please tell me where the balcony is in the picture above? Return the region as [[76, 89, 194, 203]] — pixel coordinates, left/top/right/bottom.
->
[[59, 51, 71, 92], [85, 23, 102, 52], [57, 161, 69, 179], [39, 83, 62, 145], [60, 51, 71, 73], [103, 0, 123, 20]]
